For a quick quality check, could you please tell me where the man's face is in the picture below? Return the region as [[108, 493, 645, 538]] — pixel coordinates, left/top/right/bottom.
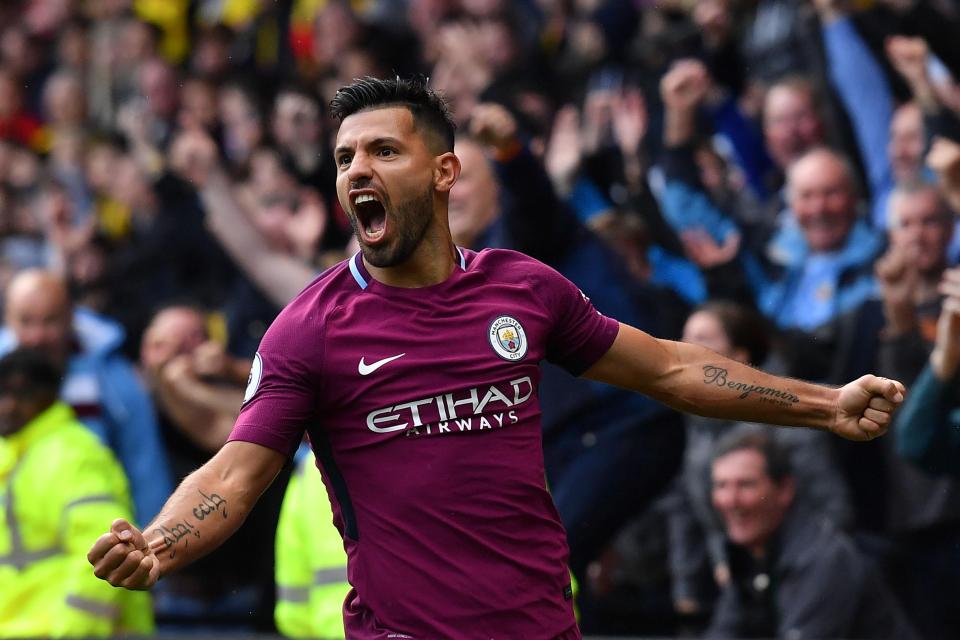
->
[[788, 151, 857, 253], [0, 374, 49, 437], [712, 448, 794, 556], [890, 189, 952, 276], [682, 310, 733, 358], [449, 140, 499, 247], [889, 104, 925, 184], [5, 287, 71, 363], [763, 86, 823, 171], [335, 107, 440, 268], [139, 61, 178, 120], [140, 308, 207, 378], [273, 93, 321, 148]]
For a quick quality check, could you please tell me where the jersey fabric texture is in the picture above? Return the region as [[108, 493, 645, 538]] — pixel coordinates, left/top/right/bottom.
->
[[229, 248, 619, 639]]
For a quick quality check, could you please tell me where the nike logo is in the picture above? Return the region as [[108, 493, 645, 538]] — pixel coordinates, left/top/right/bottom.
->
[[358, 353, 406, 375]]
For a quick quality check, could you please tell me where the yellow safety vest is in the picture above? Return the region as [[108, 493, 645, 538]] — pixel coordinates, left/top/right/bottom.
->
[[275, 452, 349, 639], [0, 402, 153, 637]]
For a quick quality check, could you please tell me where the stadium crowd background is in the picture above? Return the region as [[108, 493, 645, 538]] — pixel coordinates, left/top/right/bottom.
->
[[2, 0, 960, 637]]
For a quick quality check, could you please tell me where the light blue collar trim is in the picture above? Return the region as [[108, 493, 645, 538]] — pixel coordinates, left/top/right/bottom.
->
[[350, 247, 465, 289], [349, 253, 368, 290]]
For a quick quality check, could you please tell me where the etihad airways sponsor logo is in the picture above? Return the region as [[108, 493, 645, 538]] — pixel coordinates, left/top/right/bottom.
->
[[366, 376, 534, 435]]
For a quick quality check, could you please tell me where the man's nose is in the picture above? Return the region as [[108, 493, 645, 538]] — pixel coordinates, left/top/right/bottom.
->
[[346, 151, 372, 183]]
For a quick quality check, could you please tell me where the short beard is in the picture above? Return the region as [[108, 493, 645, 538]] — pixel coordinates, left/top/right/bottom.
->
[[356, 186, 435, 269]]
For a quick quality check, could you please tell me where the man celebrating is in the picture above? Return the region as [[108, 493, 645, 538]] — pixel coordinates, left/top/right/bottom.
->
[[89, 77, 905, 639], [706, 429, 917, 639]]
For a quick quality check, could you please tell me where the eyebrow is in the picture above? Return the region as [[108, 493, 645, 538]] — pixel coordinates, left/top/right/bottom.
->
[[335, 136, 403, 156]]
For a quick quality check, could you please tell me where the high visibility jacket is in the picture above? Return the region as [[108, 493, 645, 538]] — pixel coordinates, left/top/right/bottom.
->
[[275, 452, 349, 639], [0, 402, 153, 637]]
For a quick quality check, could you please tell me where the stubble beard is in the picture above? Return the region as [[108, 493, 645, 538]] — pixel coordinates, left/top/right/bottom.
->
[[354, 185, 435, 269]]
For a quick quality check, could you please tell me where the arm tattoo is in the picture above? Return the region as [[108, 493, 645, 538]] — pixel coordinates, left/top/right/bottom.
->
[[192, 490, 228, 521], [153, 489, 228, 559], [154, 520, 200, 559], [702, 365, 800, 407]]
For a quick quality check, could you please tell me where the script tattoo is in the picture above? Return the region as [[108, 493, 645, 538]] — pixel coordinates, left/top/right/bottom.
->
[[154, 520, 200, 559], [702, 365, 800, 407], [192, 490, 228, 521]]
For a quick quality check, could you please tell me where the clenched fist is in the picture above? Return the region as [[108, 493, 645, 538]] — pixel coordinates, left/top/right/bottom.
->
[[88, 518, 160, 591]]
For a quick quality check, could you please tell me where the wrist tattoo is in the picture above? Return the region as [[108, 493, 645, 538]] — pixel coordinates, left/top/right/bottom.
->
[[703, 365, 800, 407], [154, 520, 200, 559]]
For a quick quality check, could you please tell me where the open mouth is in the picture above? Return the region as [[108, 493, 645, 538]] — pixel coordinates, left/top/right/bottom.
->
[[353, 192, 387, 243]]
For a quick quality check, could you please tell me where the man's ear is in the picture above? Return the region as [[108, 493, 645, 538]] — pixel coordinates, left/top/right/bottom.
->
[[434, 152, 461, 193]]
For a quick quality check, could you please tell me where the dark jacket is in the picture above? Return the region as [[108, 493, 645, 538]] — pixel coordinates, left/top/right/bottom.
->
[[706, 510, 918, 639]]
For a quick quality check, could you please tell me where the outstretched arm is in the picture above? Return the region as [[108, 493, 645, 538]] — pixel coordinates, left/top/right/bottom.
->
[[168, 130, 317, 307], [583, 323, 905, 441], [88, 440, 286, 589]]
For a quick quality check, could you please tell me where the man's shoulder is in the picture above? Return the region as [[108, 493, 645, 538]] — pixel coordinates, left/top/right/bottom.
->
[[25, 405, 120, 466], [779, 515, 863, 576], [467, 248, 563, 287], [277, 259, 356, 322]]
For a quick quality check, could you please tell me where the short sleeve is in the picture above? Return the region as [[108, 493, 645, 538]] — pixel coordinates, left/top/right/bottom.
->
[[538, 264, 620, 375], [228, 305, 323, 456]]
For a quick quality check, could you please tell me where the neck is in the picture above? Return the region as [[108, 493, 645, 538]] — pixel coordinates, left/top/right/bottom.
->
[[364, 229, 459, 288]]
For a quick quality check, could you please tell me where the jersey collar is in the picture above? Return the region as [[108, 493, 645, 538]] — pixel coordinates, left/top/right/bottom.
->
[[349, 247, 467, 290]]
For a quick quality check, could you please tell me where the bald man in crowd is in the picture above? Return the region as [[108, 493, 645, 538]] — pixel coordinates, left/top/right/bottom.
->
[[0, 269, 172, 524]]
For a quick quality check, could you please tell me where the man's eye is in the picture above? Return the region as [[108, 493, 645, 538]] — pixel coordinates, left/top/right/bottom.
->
[[337, 155, 352, 167], [378, 148, 396, 157]]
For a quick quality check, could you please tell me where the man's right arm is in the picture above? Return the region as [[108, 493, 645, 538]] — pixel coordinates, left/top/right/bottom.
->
[[87, 440, 287, 589]]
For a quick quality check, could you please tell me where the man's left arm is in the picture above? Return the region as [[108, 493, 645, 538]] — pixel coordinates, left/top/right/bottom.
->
[[583, 323, 905, 441]]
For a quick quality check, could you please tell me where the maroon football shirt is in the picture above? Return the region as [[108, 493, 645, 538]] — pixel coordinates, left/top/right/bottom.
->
[[230, 248, 620, 639]]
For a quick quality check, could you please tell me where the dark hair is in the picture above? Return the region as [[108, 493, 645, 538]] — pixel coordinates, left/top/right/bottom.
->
[[329, 76, 456, 152], [712, 428, 792, 484], [0, 348, 64, 398], [694, 300, 771, 365]]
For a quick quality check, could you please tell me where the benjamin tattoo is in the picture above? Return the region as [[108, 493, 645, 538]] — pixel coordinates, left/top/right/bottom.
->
[[703, 365, 800, 406]]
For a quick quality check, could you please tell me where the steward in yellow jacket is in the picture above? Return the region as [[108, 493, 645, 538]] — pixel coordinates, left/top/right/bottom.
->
[[275, 448, 349, 638], [0, 348, 153, 637]]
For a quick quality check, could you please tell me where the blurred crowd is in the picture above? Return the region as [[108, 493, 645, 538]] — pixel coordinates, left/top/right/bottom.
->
[[2, 0, 960, 637]]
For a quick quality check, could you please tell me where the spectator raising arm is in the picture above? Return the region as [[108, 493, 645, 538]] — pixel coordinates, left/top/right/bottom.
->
[[168, 131, 317, 307], [816, 0, 895, 223]]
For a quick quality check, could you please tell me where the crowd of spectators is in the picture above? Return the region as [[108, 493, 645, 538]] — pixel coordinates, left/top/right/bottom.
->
[[2, 0, 960, 637]]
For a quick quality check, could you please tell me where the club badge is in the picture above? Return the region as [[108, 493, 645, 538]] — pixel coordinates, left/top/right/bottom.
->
[[489, 316, 527, 361]]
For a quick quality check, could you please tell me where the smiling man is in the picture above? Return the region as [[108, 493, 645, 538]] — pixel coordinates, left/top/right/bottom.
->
[[761, 147, 885, 333], [88, 77, 906, 639], [706, 429, 917, 639]]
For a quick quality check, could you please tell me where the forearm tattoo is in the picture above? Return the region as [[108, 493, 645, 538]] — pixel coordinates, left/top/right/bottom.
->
[[702, 365, 799, 408], [192, 490, 228, 521], [154, 489, 229, 559], [154, 520, 199, 559]]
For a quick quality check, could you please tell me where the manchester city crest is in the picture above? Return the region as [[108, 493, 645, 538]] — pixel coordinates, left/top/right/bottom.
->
[[489, 315, 528, 361]]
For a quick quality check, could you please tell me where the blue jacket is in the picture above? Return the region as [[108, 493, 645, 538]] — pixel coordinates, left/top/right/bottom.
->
[[758, 218, 883, 331], [0, 307, 173, 524]]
